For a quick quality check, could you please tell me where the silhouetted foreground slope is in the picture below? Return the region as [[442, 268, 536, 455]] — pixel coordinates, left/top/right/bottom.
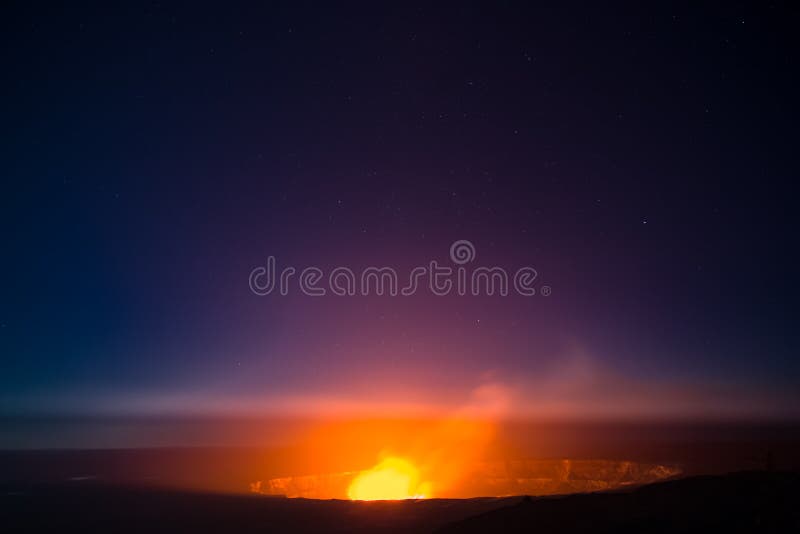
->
[[1, 471, 797, 533], [438, 471, 800, 533], [0, 483, 514, 534]]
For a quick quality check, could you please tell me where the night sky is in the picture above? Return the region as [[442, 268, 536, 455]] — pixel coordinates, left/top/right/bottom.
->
[[2, 3, 798, 442]]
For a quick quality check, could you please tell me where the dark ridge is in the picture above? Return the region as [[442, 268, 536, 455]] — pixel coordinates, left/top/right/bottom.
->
[[437, 470, 800, 533], [2, 471, 798, 533]]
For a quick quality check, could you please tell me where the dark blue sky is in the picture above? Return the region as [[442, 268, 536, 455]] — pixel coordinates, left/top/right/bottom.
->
[[1, 3, 798, 431]]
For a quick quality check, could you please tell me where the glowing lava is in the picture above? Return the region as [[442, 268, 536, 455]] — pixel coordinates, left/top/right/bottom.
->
[[347, 457, 431, 500]]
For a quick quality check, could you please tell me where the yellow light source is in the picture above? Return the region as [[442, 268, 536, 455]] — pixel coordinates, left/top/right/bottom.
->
[[348, 457, 430, 500]]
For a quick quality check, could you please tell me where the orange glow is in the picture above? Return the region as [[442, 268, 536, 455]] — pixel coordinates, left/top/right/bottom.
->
[[248, 415, 684, 499], [348, 457, 431, 500]]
